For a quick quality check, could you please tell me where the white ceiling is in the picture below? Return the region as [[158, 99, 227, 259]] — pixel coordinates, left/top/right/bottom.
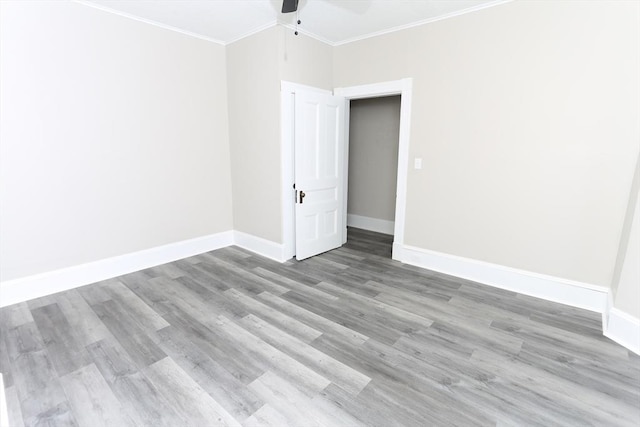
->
[[82, 0, 508, 46]]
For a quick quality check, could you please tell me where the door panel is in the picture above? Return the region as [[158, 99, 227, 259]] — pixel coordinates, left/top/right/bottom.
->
[[295, 91, 345, 261]]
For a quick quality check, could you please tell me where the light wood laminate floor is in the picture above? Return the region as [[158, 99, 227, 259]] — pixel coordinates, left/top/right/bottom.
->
[[1, 228, 639, 426]]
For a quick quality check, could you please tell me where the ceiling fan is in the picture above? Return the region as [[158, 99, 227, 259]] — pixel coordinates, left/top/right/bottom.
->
[[281, 0, 299, 13], [281, 0, 301, 34]]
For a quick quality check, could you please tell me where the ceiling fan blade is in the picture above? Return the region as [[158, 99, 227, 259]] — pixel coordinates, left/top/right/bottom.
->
[[281, 0, 299, 13]]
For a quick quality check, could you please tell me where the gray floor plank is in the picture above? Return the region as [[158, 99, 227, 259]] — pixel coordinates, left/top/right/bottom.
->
[[248, 370, 363, 427], [147, 262, 186, 280], [172, 260, 231, 293], [312, 334, 496, 426], [144, 357, 241, 427], [106, 370, 184, 427], [252, 266, 339, 303], [211, 246, 254, 262], [157, 275, 250, 321], [0, 303, 33, 330], [243, 260, 321, 287], [5, 323, 77, 427], [59, 363, 136, 427], [214, 315, 332, 396], [85, 334, 183, 426], [175, 274, 226, 300], [0, 334, 13, 388], [470, 348, 640, 426], [160, 305, 266, 384], [255, 291, 370, 346], [197, 255, 289, 296], [48, 290, 111, 347], [30, 303, 92, 377], [119, 275, 174, 317], [241, 403, 293, 427], [156, 325, 264, 423], [240, 313, 371, 395], [282, 290, 404, 346], [4, 385, 25, 427], [85, 337, 138, 384], [516, 343, 640, 408], [490, 316, 634, 364], [90, 300, 166, 369], [224, 288, 323, 343], [101, 280, 170, 332], [76, 280, 115, 306], [320, 382, 412, 427], [315, 281, 435, 330]]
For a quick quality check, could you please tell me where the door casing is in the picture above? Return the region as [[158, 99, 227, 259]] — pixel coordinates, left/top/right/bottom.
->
[[281, 78, 413, 261]]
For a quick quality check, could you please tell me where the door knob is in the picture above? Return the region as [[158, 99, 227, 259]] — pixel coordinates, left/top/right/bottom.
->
[[299, 191, 306, 204]]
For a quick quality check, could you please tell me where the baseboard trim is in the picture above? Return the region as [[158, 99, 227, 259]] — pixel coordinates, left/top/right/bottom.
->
[[604, 297, 640, 355], [0, 230, 289, 308], [0, 231, 234, 308], [393, 243, 608, 313], [347, 214, 395, 235], [233, 231, 287, 263]]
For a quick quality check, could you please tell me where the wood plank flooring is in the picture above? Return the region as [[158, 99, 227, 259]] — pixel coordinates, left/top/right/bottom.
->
[[1, 227, 639, 426]]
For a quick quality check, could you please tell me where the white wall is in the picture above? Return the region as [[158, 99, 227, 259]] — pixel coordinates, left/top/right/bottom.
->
[[226, 26, 282, 243], [227, 26, 333, 244], [612, 156, 640, 319], [278, 27, 333, 90], [334, 0, 640, 288], [615, 196, 640, 319], [0, 1, 233, 281], [348, 96, 401, 222]]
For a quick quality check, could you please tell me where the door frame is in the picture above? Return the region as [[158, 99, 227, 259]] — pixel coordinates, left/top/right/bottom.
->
[[335, 79, 413, 259], [281, 78, 413, 261]]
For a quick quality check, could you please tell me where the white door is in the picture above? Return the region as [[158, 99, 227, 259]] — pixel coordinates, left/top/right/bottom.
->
[[294, 91, 345, 260]]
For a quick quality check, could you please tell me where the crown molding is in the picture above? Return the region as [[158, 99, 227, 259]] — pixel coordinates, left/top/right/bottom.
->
[[333, 0, 512, 46], [74, 0, 227, 45], [278, 23, 336, 46], [225, 20, 279, 46], [75, 0, 512, 48]]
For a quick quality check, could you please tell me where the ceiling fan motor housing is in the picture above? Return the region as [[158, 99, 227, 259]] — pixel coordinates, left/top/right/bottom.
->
[[282, 0, 299, 13]]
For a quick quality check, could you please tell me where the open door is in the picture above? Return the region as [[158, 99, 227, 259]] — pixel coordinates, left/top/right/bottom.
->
[[294, 91, 345, 260]]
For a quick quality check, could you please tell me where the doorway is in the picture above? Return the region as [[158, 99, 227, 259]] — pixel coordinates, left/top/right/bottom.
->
[[345, 96, 401, 258], [281, 78, 413, 262]]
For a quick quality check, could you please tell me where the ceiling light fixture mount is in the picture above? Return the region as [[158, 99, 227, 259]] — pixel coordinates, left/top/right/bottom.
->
[[282, 0, 301, 35]]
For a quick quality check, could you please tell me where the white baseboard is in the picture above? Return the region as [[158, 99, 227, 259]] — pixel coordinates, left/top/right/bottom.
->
[[0, 230, 289, 308], [233, 231, 287, 263], [393, 243, 608, 313], [0, 231, 234, 308], [604, 297, 640, 355], [347, 214, 395, 235]]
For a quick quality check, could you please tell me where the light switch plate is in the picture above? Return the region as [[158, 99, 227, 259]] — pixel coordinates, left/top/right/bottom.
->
[[414, 158, 422, 170]]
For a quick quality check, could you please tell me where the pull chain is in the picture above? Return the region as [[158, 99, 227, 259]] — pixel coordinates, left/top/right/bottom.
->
[[295, 9, 300, 35]]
